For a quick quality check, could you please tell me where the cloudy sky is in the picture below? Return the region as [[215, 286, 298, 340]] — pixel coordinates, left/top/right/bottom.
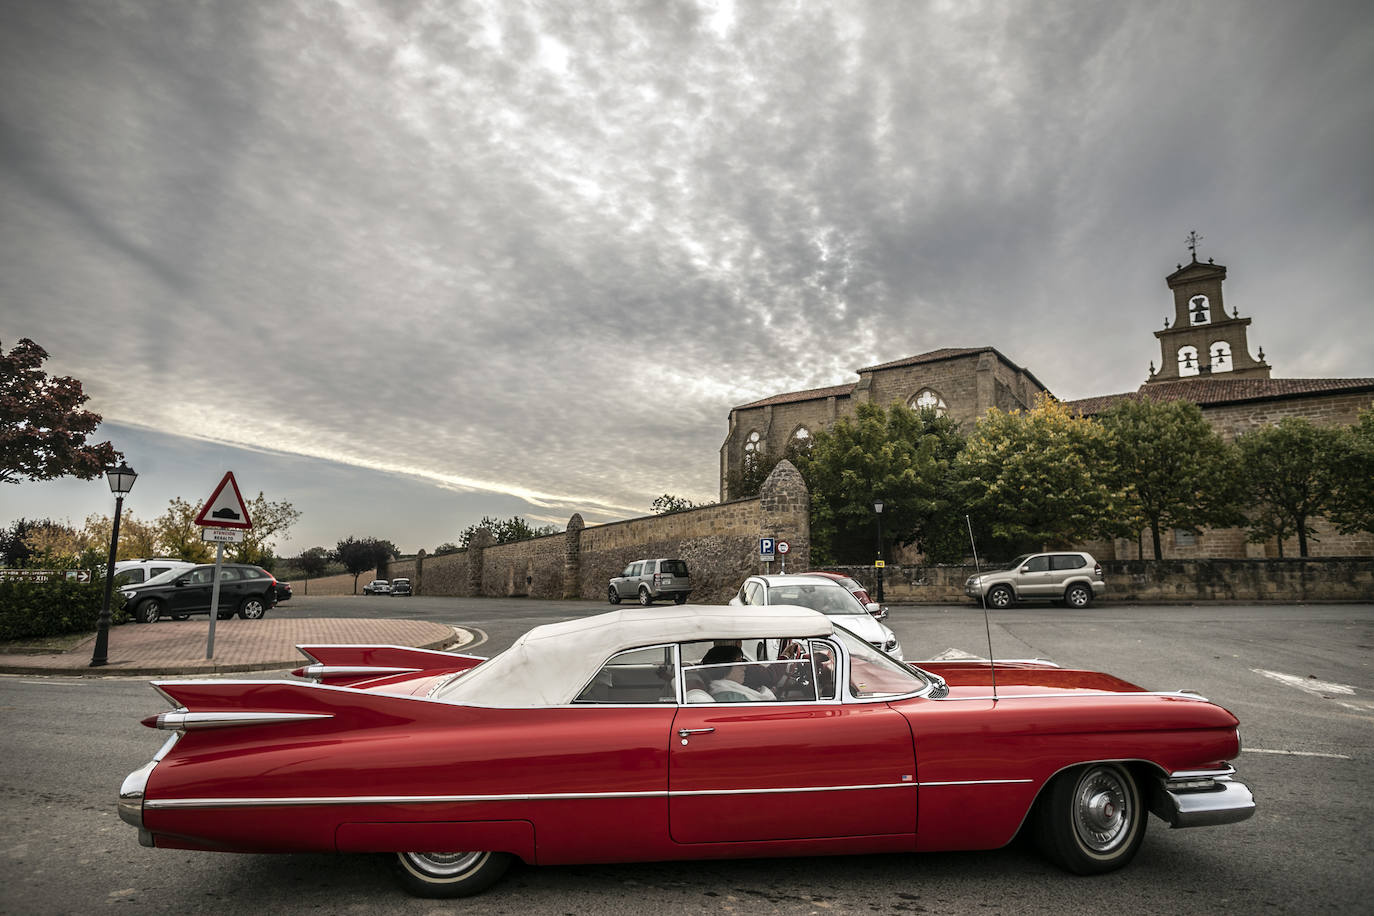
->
[[3, 0, 1371, 559]]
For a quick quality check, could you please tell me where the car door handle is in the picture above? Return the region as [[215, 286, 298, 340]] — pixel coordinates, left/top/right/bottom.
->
[[678, 727, 715, 737]]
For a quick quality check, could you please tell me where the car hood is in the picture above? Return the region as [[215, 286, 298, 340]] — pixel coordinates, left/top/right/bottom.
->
[[831, 613, 893, 644]]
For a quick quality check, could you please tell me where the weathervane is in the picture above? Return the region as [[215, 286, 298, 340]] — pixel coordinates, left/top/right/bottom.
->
[[1185, 229, 1204, 262]]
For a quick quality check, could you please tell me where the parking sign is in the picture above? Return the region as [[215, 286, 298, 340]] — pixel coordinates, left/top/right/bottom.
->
[[759, 537, 776, 560]]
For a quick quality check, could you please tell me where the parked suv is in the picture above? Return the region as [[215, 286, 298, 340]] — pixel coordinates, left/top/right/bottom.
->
[[119, 563, 279, 624], [965, 551, 1105, 609], [608, 558, 692, 606], [113, 558, 195, 586]]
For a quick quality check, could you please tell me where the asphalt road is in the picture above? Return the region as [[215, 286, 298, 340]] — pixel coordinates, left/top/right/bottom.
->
[[1, 599, 1369, 915]]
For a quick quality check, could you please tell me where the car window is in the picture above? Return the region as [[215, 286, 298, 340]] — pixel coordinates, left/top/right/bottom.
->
[[574, 645, 676, 704], [120, 569, 146, 584], [1022, 556, 1050, 573], [189, 568, 215, 585], [1050, 555, 1087, 571], [661, 560, 688, 576], [679, 640, 808, 704], [243, 567, 265, 579], [148, 566, 170, 578], [218, 567, 240, 581]]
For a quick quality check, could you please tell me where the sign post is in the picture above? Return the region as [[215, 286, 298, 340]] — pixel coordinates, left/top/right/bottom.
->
[[777, 539, 790, 573], [193, 472, 253, 659]]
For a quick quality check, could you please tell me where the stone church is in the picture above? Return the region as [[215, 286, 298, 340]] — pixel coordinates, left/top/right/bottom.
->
[[720, 244, 1374, 558]]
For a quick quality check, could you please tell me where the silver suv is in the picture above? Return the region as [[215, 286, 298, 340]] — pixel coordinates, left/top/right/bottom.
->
[[608, 558, 692, 606], [965, 551, 1105, 609]]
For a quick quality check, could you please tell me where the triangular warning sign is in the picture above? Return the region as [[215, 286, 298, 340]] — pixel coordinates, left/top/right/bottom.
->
[[194, 472, 254, 529]]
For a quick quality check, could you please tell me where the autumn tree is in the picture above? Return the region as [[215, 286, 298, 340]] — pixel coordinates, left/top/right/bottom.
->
[[794, 402, 966, 564], [223, 493, 301, 570], [1096, 398, 1245, 559], [1, 337, 120, 484], [1236, 418, 1345, 557], [151, 498, 213, 563], [332, 537, 399, 593], [955, 395, 1117, 553]]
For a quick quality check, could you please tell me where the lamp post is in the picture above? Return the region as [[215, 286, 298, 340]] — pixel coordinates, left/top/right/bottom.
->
[[91, 461, 137, 668], [873, 498, 885, 603]]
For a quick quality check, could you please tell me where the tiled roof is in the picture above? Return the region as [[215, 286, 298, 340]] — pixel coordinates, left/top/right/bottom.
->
[[1066, 377, 1374, 416], [856, 347, 986, 373], [734, 382, 856, 411]]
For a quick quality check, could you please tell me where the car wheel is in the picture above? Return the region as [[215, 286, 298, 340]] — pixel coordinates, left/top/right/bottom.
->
[[1034, 763, 1146, 875], [607, 586, 620, 605], [1065, 583, 1093, 608], [134, 599, 161, 624], [393, 850, 514, 899], [238, 596, 267, 620], [674, 593, 688, 605], [987, 585, 1014, 609], [638, 587, 653, 606]]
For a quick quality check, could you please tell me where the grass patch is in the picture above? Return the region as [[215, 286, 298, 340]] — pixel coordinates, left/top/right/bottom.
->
[[0, 630, 94, 654]]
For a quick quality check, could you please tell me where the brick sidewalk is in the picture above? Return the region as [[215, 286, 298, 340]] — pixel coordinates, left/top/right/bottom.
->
[[0, 617, 464, 677]]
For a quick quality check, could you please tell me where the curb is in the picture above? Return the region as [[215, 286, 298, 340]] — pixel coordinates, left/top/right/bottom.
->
[[0, 626, 474, 678]]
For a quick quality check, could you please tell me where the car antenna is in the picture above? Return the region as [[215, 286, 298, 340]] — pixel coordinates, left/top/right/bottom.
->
[[965, 515, 997, 700]]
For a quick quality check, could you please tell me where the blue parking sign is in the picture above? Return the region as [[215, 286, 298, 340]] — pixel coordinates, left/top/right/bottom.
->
[[759, 537, 776, 559]]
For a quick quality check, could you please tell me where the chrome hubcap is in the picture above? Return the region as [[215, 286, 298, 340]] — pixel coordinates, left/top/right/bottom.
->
[[1073, 768, 1131, 853], [405, 851, 484, 877]]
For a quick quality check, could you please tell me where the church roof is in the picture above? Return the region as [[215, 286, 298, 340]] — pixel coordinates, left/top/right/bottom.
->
[[732, 346, 1046, 411], [1066, 377, 1374, 416]]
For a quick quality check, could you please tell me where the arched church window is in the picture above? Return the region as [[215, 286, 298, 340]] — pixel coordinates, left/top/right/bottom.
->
[[1178, 346, 1200, 377], [1189, 295, 1211, 324], [910, 388, 948, 416], [743, 430, 763, 467], [787, 427, 812, 458], [1209, 341, 1233, 373]]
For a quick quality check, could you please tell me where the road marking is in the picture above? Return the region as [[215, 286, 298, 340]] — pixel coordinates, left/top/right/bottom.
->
[[1244, 748, 1352, 760], [930, 648, 980, 660], [1252, 668, 1357, 696]]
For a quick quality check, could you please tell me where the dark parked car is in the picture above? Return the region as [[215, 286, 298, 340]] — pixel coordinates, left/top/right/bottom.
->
[[274, 581, 293, 602], [119, 564, 279, 624], [390, 578, 412, 596]]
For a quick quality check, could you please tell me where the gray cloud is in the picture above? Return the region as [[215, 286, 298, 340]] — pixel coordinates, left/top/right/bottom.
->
[[3, 0, 1371, 551]]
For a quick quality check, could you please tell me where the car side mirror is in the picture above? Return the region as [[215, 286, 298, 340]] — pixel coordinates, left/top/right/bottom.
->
[[867, 603, 889, 620]]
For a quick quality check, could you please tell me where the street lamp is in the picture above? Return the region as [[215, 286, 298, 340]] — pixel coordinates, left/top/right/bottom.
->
[[873, 498, 885, 603], [91, 461, 137, 667]]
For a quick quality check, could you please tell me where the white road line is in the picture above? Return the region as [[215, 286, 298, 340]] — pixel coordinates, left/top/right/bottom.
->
[[1252, 668, 1357, 696], [1244, 748, 1352, 759]]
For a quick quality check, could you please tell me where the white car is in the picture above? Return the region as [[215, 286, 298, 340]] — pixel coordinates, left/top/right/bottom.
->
[[362, 579, 392, 595], [729, 574, 904, 659]]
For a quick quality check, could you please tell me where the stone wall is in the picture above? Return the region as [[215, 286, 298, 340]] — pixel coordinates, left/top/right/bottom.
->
[[824, 558, 1374, 604]]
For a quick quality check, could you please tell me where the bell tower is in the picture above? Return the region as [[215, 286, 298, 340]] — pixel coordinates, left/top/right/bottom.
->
[[1146, 232, 1271, 384]]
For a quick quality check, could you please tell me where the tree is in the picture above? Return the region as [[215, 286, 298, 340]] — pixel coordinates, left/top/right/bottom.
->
[[296, 547, 331, 580], [458, 516, 560, 548], [955, 395, 1117, 552], [224, 493, 301, 570], [651, 494, 699, 514], [1097, 398, 1245, 559], [1236, 418, 1345, 557], [151, 498, 213, 563], [333, 537, 394, 593], [1328, 409, 1374, 537], [794, 402, 966, 564], [1, 337, 120, 484], [0, 518, 56, 566], [432, 542, 461, 555]]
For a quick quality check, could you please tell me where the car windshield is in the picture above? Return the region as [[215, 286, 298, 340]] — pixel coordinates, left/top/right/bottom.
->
[[831, 627, 930, 696], [1004, 554, 1033, 570], [140, 568, 185, 586], [661, 561, 688, 576], [770, 582, 867, 615]]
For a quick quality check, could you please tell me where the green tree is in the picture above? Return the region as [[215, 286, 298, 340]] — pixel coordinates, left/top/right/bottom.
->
[[296, 547, 331, 580], [0, 518, 57, 565], [458, 516, 559, 547], [1, 337, 120, 484], [651, 494, 700, 514], [1328, 409, 1374, 537], [151, 497, 213, 563], [1097, 398, 1245, 559], [224, 493, 301, 570], [333, 537, 396, 593], [956, 395, 1117, 550], [794, 402, 965, 564], [1236, 418, 1345, 557]]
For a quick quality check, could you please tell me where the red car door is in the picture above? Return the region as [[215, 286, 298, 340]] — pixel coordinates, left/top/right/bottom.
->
[[667, 701, 917, 844]]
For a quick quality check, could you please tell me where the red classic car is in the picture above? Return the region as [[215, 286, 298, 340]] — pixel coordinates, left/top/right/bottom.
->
[[119, 605, 1254, 898]]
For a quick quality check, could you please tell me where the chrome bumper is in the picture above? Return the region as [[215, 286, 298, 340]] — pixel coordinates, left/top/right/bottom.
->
[[1152, 771, 1256, 828], [118, 734, 177, 848]]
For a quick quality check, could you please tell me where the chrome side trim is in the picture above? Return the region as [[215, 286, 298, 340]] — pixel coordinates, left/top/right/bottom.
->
[[936, 690, 1213, 702], [296, 665, 423, 680], [141, 778, 1032, 811], [119, 761, 156, 827], [155, 711, 333, 730]]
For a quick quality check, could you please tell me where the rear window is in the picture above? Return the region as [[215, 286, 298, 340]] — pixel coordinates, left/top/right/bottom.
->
[[660, 560, 688, 576], [1050, 555, 1087, 571]]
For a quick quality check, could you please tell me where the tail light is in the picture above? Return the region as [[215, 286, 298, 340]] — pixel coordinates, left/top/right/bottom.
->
[[1094, 562, 1102, 577]]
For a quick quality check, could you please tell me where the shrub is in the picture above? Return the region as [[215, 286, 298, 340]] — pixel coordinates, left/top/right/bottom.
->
[[0, 577, 128, 641]]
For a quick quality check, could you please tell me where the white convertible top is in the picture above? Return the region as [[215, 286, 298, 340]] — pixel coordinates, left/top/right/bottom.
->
[[437, 604, 833, 707]]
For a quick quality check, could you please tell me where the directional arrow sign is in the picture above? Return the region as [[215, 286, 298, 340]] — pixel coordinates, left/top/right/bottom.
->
[[194, 471, 254, 530]]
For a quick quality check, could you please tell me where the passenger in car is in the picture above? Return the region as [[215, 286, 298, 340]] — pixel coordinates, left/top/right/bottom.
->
[[700, 645, 776, 702]]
